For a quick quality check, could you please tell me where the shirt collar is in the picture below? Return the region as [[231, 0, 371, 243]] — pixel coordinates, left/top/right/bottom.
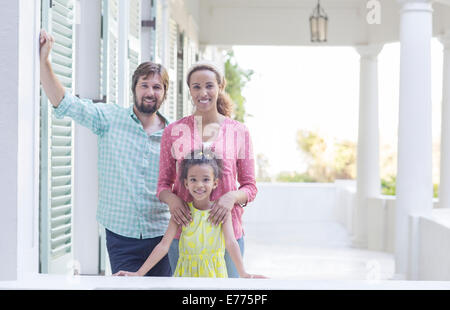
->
[[129, 105, 171, 127]]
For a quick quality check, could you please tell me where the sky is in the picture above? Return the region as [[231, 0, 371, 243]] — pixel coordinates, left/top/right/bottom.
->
[[231, 39, 444, 177]]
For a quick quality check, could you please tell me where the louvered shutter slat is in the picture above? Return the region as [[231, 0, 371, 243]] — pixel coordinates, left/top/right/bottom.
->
[[52, 53, 72, 69], [52, 63, 72, 79], [52, 125, 72, 135], [51, 238, 72, 257], [51, 204, 71, 217], [52, 1, 71, 15], [51, 146, 70, 156], [128, 0, 141, 106], [52, 175, 71, 186], [55, 0, 74, 8], [52, 16, 73, 37], [51, 243, 71, 258], [51, 117, 72, 126], [51, 214, 72, 227], [52, 43, 73, 59], [51, 165, 71, 176], [52, 31, 72, 48]]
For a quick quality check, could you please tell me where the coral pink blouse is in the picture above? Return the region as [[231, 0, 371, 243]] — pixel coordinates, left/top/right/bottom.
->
[[157, 115, 257, 240]]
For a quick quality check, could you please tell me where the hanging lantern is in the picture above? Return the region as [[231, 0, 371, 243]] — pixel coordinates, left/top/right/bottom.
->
[[310, 0, 328, 43]]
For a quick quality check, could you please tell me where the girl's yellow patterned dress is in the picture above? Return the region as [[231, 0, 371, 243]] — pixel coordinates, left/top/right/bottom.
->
[[173, 202, 228, 277]]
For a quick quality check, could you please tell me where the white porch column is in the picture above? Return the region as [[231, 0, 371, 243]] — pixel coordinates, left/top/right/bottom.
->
[[0, 0, 40, 280], [118, 0, 130, 107], [161, 0, 170, 68], [73, 0, 101, 275], [141, 0, 154, 62], [353, 44, 383, 248], [439, 31, 450, 209], [395, 0, 433, 279]]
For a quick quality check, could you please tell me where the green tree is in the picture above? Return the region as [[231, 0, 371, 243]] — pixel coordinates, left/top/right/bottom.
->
[[296, 129, 356, 182], [276, 171, 316, 183], [224, 50, 254, 123], [381, 175, 396, 196], [333, 140, 356, 179], [381, 175, 439, 198], [296, 129, 332, 182]]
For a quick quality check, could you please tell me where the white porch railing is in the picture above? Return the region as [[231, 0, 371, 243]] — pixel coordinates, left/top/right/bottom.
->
[[244, 181, 450, 281], [3, 181, 450, 287]]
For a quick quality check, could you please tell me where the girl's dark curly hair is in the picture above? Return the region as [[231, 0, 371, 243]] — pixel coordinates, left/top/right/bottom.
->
[[179, 149, 222, 183]]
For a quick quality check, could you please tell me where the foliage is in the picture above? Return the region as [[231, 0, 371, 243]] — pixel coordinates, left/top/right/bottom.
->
[[382, 175, 439, 198], [295, 129, 356, 182], [224, 50, 254, 123], [275, 171, 316, 183], [333, 140, 357, 179], [381, 176, 396, 196]]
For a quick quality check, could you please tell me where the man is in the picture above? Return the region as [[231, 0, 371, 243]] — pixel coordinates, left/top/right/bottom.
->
[[39, 29, 172, 276]]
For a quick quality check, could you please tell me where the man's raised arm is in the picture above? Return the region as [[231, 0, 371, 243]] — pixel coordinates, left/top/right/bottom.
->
[[39, 29, 65, 108]]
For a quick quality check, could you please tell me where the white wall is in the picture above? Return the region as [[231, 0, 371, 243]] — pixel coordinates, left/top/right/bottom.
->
[[243, 182, 338, 223], [367, 196, 396, 253], [0, 0, 20, 282], [418, 209, 450, 280], [0, 0, 40, 280], [334, 180, 356, 233], [337, 186, 450, 280], [141, 0, 153, 62], [73, 0, 101, 275], [170, 0, 199, 43], [365, 195, 440, 255]]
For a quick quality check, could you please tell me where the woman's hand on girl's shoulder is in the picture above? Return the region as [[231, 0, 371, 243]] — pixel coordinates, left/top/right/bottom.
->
[[209, 192, 235, 225], [168, 194, 192, 227]]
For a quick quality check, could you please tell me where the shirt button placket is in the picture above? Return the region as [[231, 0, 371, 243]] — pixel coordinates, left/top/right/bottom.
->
[[139, 138, 146, 239]]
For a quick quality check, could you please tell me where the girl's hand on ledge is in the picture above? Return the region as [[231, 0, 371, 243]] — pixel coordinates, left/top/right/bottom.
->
[[112, 270, 142, 277], [242, 273, 269, 279]]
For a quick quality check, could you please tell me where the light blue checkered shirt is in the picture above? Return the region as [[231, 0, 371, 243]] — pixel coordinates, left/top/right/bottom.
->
[[54, 92, 171, 239]]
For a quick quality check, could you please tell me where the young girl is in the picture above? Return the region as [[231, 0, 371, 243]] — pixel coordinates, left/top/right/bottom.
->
[[114, 150, 264, 278]]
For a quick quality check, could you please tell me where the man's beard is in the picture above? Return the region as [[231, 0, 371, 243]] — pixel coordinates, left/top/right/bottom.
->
[[134, 95, 162, 114]]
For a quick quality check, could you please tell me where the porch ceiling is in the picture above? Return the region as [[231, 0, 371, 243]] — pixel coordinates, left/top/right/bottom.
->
[[196, 0, 450, 47]]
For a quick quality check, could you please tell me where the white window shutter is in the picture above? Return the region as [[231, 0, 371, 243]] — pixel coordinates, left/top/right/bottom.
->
[[176, 31, 185, 120], [101, 0, 119, 106], [184, 38, 198, 115], [128, 0, 141, 105], [148, 0, 157, 62], [154, 0, 163, 65], [40, 0, 75, 274], [164, 18, 177, 121], [183, 36, 191, 116]]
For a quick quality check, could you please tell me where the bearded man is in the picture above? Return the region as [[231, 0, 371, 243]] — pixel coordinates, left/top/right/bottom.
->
[[39, 29, 172, 276]]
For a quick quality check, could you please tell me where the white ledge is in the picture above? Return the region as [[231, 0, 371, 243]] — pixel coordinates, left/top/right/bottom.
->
[[2, 274, 450, 290]]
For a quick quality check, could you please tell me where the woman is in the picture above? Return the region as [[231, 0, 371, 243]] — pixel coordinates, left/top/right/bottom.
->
[[157, 61, 257, 278]]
